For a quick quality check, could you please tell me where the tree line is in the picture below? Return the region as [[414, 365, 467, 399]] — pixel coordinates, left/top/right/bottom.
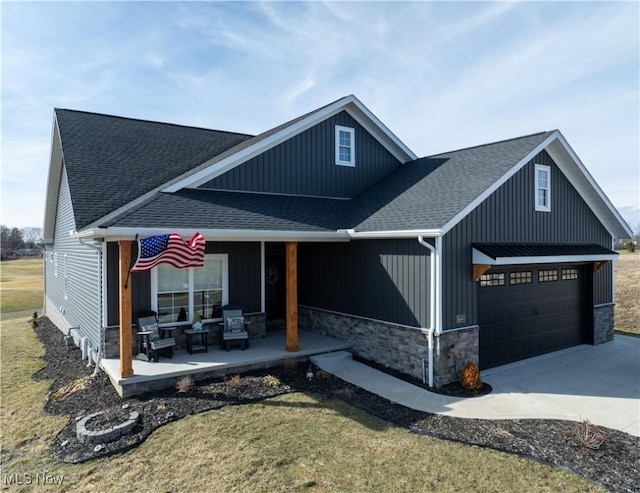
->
[[1, 225, 42, 252]]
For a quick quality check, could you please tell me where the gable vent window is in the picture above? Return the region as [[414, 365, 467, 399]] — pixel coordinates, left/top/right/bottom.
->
[[335, 125, 355, 167], [535, 164, 551, 212]]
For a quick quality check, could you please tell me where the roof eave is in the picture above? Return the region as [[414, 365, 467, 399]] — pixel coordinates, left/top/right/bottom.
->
[[545, 133, 634, 239]]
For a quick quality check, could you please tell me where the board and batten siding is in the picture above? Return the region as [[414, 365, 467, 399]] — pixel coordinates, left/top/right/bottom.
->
[[298, 239, 432, 328], [199, 111, 402, 199], [442, 150, 613, 330], [106, 241, 262, 326], [44, 166, 103, 348]]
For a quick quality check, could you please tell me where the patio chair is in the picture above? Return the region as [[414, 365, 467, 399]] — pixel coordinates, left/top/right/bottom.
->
[[137, 310, 176, 362], [219, 305, 249, 351]]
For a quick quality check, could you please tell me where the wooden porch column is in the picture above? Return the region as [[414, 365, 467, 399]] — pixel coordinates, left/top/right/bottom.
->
[[119, 240, 134, 378], [285, 241, 299, 352]]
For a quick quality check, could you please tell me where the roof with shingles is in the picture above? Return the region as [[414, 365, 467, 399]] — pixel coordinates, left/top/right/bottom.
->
[[103, 189, 349, 232], [350, 131, 555, 231], [100, 132, 554, 233], [55, 109, 253, 230]]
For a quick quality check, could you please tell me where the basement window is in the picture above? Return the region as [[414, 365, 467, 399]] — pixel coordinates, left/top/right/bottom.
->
[[535, 164, 551, 212], [335, 125, 355, 167]]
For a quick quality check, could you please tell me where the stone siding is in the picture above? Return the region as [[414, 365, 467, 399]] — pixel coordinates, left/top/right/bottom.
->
[[299, 306, 430, 383], [594, 304, 615, 345], [432, 326, 479, 388]]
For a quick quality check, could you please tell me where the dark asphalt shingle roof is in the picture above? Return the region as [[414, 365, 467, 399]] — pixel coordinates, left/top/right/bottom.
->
[[103, 189, 350, 232], [55, 109, 253, 229], [351, 131, 554, 231], [58, 106, 555, 234]]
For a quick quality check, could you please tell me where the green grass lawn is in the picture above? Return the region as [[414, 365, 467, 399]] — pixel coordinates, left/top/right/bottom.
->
[[0, 259, 43, 313], [614, 251, 640, 337], [0, 317, 600, 492]]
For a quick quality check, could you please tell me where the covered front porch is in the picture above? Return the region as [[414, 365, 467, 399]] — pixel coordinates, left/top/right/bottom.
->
[[101, 328, 350, 397]]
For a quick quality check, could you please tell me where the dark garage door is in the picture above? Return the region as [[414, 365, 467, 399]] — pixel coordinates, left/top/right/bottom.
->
[[478, 264, 586, 369]]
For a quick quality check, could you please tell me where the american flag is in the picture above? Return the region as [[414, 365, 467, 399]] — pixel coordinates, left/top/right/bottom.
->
[[131, 233, 205, 272]]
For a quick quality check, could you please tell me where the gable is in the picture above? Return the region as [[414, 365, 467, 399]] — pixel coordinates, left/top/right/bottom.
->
[[162, 95, 417, 194], [198, 111, 403, 199]]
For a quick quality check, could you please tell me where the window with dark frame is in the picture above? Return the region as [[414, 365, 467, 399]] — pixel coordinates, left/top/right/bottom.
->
[[480, 272, 505, 287], [510, 271, 532, 284], [538, 269, 558, 282]]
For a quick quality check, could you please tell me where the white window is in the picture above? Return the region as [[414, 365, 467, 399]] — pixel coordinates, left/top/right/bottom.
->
[[335, 125, 355, 167], [54, 252, 58, 276], [151, 254, 228, 325], [535, 164, 551, 212]]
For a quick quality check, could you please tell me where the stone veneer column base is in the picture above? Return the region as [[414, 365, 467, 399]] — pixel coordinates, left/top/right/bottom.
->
[[593, 304, 615, 345], [432, 326, 479, 388], [299, 306, 430, 383]]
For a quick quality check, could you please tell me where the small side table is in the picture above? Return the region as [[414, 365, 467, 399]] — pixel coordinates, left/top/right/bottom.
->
[[159, 326, 178, 339], [184, 329, 209, 354]]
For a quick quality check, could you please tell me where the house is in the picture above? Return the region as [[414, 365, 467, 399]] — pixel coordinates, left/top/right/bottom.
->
[[42, 95, 632, 390]]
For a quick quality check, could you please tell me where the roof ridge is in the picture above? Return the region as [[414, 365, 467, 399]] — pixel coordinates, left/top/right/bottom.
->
[[426, 130, 554, 158], [54, 108, 254, 138]]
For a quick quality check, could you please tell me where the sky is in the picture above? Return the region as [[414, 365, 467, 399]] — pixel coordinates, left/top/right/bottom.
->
[[1, 1, 639, 232]]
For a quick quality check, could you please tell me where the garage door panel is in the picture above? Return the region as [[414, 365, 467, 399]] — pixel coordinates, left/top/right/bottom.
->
[[479, 264, 585, 370]]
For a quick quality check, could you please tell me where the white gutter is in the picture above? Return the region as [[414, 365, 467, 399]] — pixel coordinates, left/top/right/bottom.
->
[[343, 229, 442, 239], [418, 236, 439, 388], [72, 228, 353, 242]]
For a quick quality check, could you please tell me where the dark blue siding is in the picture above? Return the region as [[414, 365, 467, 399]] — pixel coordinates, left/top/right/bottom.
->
[[200, 111, 402, 198], [106, 241, 261, 326], [299, 239, 432, 327], [442, 150, 613, 329]]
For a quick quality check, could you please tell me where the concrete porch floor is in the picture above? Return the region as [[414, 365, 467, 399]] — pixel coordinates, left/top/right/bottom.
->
[[101, 329, 351, 397]]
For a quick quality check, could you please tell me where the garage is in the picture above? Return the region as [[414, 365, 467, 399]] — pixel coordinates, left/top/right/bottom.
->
[[478, 264, 586, 369]]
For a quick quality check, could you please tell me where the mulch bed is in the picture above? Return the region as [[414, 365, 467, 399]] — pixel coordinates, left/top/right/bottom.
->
[[33, 317, 639, 493]]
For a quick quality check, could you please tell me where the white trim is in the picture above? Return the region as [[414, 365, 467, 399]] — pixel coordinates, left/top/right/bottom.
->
[[547, 133, 633, 239], [472, 248, 618, 265], [535, 163, 551, 212], [594, 302, 615, 308], [435, 324, 479, 334], [435, 236, 443, 334], [76, 228, 353, 242], [440, 132, 558, 236], [260, 241, 266, 313], [151, 254, 229, 324], [335, 125, 355, 167], [63, 254, 68, 300], [101, 242, 108, 328], [611, 237, 616, 304], [345, 229, 442, 239]]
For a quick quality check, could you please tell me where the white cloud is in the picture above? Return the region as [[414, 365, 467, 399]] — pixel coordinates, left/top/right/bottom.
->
[[0, 1, 638, 228]]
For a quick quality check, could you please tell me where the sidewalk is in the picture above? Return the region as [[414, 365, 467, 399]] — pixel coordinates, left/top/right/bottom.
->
[[311, 336, 640, 437]]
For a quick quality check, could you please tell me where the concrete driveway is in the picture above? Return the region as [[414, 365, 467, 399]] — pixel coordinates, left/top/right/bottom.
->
[[312, 335, 640, 436]]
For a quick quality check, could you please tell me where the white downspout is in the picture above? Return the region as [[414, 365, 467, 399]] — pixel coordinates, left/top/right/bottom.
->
[[418, 236, 438, 387]]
